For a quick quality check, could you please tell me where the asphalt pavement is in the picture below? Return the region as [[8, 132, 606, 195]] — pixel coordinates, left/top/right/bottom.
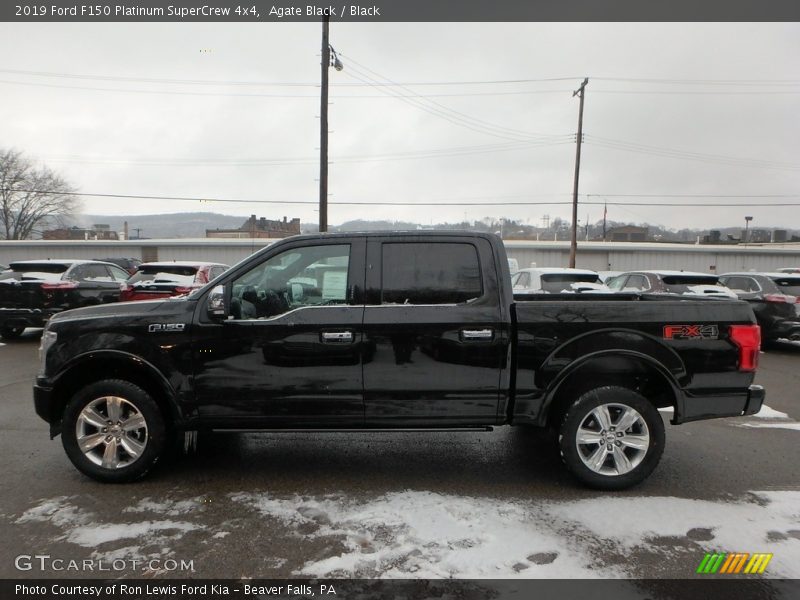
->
[[1, 330, 798, 581]]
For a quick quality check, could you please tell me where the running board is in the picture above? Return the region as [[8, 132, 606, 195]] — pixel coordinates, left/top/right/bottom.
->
[[210, 427, 495, 433]]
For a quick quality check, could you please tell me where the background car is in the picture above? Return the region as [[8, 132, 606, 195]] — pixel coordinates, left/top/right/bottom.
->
[[121, 261, 229, 302], [94, 257, 142, 275], [607, 270, 737, 298], [0, 259, 130, 339], [718, 272, 800, 342], [777, 267, 800, 274], [512, 267, 610, 294]]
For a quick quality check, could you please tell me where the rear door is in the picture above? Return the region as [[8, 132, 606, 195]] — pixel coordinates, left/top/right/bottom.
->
[[362, 236, 507, 425]]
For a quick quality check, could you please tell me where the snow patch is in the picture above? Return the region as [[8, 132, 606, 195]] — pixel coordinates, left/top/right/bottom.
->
[[68, 520, 201, 547], [124, 496, 208, 516], [548, 490, 800, 578], [15, 496, 204, 561], [751, 405, 791, 420], [231, 491, 609, 579], [737, 422, 800, 432]]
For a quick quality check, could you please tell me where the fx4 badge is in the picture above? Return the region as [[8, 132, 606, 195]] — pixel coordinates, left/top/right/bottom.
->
[[663, 324, 719, 340], [148, 323, 186, 333]]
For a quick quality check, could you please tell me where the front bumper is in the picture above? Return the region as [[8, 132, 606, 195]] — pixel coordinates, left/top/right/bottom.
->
[[678, 384, 765, 423]]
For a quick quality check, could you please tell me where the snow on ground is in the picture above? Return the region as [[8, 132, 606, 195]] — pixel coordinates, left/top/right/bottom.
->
[[547, 490, 800, 578], [230, 489, 800, 579], [752, 405, 791, 420], [15, 495, 204, 562], [230, 490, 612, 579], [15, 490, 800, 579], [738, 422, 800, 432]]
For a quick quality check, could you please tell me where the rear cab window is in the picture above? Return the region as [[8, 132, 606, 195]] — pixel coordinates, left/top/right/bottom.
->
[[380, 242, 483, 305]]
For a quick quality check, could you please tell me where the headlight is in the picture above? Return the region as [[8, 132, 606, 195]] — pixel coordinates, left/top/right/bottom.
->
[[38, 329, 57, 373]]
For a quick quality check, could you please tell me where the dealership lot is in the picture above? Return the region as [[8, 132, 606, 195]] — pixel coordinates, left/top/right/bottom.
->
[[1, 331, 798, 580]]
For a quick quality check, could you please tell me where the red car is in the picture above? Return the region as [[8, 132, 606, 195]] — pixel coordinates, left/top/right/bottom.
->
[[121, 261, 229, 302]]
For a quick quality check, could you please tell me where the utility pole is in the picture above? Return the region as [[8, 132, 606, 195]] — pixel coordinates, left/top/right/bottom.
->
[[319, 15, 330, 233], [569, 78, 588, 268]]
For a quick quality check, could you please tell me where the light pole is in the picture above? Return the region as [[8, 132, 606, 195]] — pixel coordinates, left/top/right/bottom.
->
[[319, 18, 344, 233], [744, 215, 753, 246]]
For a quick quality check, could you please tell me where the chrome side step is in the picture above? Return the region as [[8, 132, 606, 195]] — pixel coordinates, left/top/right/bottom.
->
[[210, 427, 495, 433]]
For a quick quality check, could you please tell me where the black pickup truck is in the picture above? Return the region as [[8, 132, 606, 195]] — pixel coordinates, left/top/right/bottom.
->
[[33, 232, 764, 489], [0, 259, 131, 339]]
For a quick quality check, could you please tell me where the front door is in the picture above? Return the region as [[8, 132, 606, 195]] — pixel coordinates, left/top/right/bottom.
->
[[192, 238, 366, 427]]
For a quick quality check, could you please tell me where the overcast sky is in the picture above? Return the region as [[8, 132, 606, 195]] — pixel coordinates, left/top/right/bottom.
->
[[0, 22, 798, 230]]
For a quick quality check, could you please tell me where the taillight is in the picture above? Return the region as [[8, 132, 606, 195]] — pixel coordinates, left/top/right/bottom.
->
[[763, 294, 796, 303], [173, 286, 194, 295], [40, 281, 79, 290], [729, 324, 761, 372]]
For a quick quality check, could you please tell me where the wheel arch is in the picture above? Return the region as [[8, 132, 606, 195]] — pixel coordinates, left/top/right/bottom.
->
[[542, 349, 683, 428], [48, 351, 183, 436]]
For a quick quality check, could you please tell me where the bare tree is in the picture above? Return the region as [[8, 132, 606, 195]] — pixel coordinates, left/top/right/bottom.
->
[[0, 148, 80, 240]]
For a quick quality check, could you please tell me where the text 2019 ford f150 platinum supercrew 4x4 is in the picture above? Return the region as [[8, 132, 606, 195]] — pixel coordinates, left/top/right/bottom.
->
[[33, 232, 764, 489]]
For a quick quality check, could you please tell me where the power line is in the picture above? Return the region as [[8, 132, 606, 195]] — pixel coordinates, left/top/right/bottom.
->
[[341, 60, 569, 143], [38, 139, 574, 167], [3, 188, 799, 207], [3, 68, 797, 88], [593, 76, 800, 86], [0, 67, 585, 87], [585, 135, 800, 171]]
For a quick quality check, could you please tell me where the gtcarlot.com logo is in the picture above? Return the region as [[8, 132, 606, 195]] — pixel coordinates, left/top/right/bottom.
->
[[15, 554, 194, 572], [696, 552, 773, 574]]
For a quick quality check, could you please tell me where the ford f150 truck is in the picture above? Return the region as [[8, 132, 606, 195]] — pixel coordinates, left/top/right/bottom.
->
[[33, 232, 764, 489]]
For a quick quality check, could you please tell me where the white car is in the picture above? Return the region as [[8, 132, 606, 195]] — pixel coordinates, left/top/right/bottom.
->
[[512, 267, 610, 294]]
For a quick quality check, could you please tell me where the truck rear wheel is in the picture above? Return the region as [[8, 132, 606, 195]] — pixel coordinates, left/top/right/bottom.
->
[[558, 386, 665, 490], [61, 380, 167, 483]]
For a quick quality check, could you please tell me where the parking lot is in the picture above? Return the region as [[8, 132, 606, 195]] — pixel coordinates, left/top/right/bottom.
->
[[1, 330, 798, 581]]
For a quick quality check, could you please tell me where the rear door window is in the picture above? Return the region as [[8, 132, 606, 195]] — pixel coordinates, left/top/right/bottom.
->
[[381, 242, 482, 305], [624, 275, 650, 291], [721, 276, 760, 293]]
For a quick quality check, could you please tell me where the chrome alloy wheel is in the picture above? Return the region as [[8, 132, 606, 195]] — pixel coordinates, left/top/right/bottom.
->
[[76, 396, 148, 469], [575, 403, 650, 476]]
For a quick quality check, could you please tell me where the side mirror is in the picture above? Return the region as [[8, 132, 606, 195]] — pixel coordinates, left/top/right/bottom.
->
[[207, 284, 227, 319]]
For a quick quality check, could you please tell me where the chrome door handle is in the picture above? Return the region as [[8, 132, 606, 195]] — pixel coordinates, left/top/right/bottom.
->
[[321, 331, 354, 343], [461, 328, 494, 341]]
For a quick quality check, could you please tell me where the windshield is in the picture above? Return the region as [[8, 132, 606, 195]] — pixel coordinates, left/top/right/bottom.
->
[[540, 273, 601, 293]]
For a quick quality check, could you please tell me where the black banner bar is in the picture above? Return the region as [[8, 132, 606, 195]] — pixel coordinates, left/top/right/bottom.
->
[[3, 579, 798, 600], [3, 0, 800, 23]]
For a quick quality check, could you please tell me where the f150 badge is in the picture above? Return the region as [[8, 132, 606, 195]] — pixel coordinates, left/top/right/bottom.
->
[[148, 323, 186, 333], [663, 324, 719, 340]]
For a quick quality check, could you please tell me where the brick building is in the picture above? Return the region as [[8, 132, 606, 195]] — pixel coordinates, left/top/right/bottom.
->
[[206, 215, 301, 239]]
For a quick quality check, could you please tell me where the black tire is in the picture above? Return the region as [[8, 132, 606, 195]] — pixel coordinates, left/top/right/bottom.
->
[[61, 379, 167, 483], [1, 325, 25, 340], [558, 386, 665, 490]]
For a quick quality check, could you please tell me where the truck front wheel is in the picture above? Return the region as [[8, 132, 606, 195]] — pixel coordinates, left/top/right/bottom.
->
[[61, 380, 167, 483], [558, 386, 665, 490]]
